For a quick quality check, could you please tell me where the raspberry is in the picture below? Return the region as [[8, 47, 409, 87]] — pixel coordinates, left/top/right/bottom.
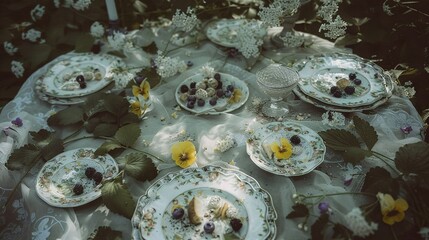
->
[[330, 86, 340, 94], [230, 218, 243, 231], [85, 167, 96, 179], [91, 42, 101, 54], [333, 90, 342, 98], [93, 172, 103, 185], [180, 84, 189, 93], [344, 86, 355, 95], [73, 183, 84, 195]]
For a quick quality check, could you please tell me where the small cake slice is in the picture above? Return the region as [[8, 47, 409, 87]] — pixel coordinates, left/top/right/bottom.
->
[[188, 197, 203, 225]]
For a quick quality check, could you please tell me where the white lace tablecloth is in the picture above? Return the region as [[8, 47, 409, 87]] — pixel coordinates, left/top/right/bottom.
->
[[0, 29, 424, 240]]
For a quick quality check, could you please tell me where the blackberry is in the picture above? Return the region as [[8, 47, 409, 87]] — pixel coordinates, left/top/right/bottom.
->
[[224, 91, 232, 98], [333, 90, 342, 98], [349, 73, 357, 80], [186, 61, 193, 67], [214, 73, 221, 81], [190, 82, 197, 89], [230, 218, 243, 231], [189, 88, 197, 95], [353, 79, 362, 85], [172, 208, 185, 219], [344, 86, 355, 95], [330, 86, 340, 94], [209, 98, 217, 106], [226, 85, 234, 92], [216, 80, 223, 89], [79, 82, 87, 89], [204, 221, 215, 233], [85, 167, 96, 179], [180, 84, 189, 93], [91, 42, 101, 54], [197, 99, 205, 107], [187, 95, 197, 102], [216, 89, 224, 98], [187, 101, 195, 109], [290, 135, 301, 145], [93, 172, 103, 185], [76, 75, 85, 83], [73, 183, 84, 195]]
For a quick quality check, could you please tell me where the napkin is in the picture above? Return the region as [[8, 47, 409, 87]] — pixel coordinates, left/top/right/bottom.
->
[[0, 119, 30, 164]]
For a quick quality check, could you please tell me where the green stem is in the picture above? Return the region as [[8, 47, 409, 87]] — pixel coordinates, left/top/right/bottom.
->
[[63, 135, 111, 145], [1, 153, 42, 214], [63, 128, 83, 142], [301, 191, 376, 200], [371, 152, 401, 175], [390, 225, 399, 240], [372, 151, 395, 162], [161, 27, 177, 54], [397, 2, 429, 18]]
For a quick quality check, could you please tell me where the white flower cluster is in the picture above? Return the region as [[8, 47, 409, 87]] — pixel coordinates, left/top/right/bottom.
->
[[200, 64, 215, 78], [4, 42, 18, 56], [171, 7, 200, 32], [90, 21, 105, 38], [107, 32, 134, 51], [237, 21, 264, 59], [31, 4, 45, 22], [215, 135, 235, 153], [280, 32, 305, 47], [72, 0, 92, 11], [258, 0, 300, 27], [154, 51, 188, 78], [317, 0, 341, 21], [345, 208, 378, 238], [383, 0, 394, 16], [321, 110, 346, 127], [319, 15, 347, 39], [106, 61, 134, 89], [395, 85, 416, 98], [11, 61, 24, 78], [21, 28, 42, 43]]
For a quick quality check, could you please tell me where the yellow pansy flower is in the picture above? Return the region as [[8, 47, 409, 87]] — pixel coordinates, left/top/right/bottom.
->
[[270, 137, 293, 160], [132, 80, 150, 100], [377, 192, 409, 225], [228, 89, 242, 104], [171, 141, 197, 168], [130, 98, 149, 118]]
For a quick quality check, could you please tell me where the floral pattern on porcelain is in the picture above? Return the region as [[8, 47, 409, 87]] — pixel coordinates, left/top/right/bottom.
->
[[36, 148, 119, 207], [131, 165, 277, 240], [246, 121, 326, 177]]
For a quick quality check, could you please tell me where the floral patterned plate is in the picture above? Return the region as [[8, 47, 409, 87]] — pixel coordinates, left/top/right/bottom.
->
[[38, 53, 122, 98], [35, 148, 119, 207], [246, 121, 326, 177], [175, 72, 249, 115], [205, 19, 266, 48], [131, 165, 277, 240], [295, 52, 391, 107], [293, 72, 394, 112]]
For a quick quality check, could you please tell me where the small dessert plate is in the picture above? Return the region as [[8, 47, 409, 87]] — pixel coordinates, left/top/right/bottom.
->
[[36, 148, 119, 207]]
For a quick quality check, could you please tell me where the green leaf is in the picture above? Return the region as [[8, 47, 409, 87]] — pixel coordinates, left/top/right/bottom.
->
[[30, 129, 57, 149], [138, 67, 161, 88], [74, 33, 95, 53], [90, 226, 122, 240], [114, 123, 141, 147], [47, 106, 84, 127], [95, 140, 123, 156], [142, 42, 158, 55], [118, 153, 157, 181], [224, 232, 241, 240], [104, 94, 129, 117], [119, 112, 140, 126], [84, 92, 107, 117], [319, 129, 360, 151], [311, 213, 329, 240], [353, 116, 378, 150], [361, 167, 399, 196], [40, 138, 64, 161], [6, 144, 40, 170], [286, 203, 309, 219], [395, 141, 429, 179], [335, 34, 361, 47], [332, 223, 352, 239], [101, 179, 136, 219], [93, 123, 118, 137], [340, 147, 372, 164], [20, 43, 53, 70], [107, 51, 126, 58]]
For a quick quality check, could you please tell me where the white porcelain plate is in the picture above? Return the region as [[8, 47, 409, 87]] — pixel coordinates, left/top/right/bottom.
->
[[36, 148, 119, 207], [175, 73, 249, 115], [206, 19, 266, 48], [295, 53, 390, 107], [38, 53, 122, 98], [246, 121, 326, 177], [131, 165, 277, 240]]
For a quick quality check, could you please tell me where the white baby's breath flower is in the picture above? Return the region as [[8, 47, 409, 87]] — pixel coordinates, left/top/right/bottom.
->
[[258, 4, 284, 27], [21, 28, 42, 42], [321, 111, 345, 127], [383, 0, 394, 16], [4, 42, 18, 56], [317, 0, 340, 21], [107, 31, 131, 50], [319, 15, 347, 39], [154, 51, 187, 78], [200, 64, 215, 78], [106, 61, 134, 89], [171, 7, 200, 32], [395, 85, 416, 98], [90, 21, 105, 38], [345, 208, 378, 237], [30, 4, 45, 22], [53, 0, 61, 8], [72, 0, 92, 11], [237, 21, 264, 59], [215, 135, 235, 153], [280, 32, 305, 47], [11, 61, 25, 78]]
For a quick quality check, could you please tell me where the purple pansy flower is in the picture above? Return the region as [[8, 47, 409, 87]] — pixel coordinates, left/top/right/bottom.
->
[[11, 117, 23, 127], [400, 125, 412, 134], [318, 202, 330, 214]]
